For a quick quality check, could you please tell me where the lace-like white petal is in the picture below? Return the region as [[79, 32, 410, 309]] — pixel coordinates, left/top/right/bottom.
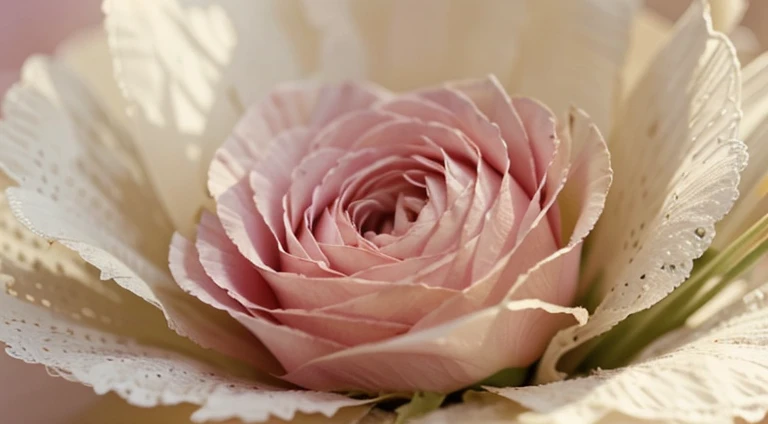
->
[[0, 185, 370, 423], [0, 57, 271, 366], [715, 51, 768, 248], [537, 1, 746, 382], [512, 0, 639, 132], [493, 281, 768, 424]]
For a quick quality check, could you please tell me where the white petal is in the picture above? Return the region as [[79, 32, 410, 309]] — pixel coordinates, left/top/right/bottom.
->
[[346, 0, 526, 91], [537, 1, 746, 382], [75, 397, 374, 424], [0, 186, 369, 423], [0, 58, 270, 375], [105, 0, 310, 234], [511, 0, 639, 133], [715, 51, 768, 248], [494, 282, 768, 424], [709, 0, 747, 34]]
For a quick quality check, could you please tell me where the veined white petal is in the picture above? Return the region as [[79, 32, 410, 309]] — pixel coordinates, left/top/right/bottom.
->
[[105, 0, 311, 234], [493, 280, 768, 424], [74, 397, 374, 424], [56, 26, 130, 131], [709, 0, 747, 34], [511, 0, 639, 133], [0, 57, 281, 377], [715, 51, 768, 249], [537, 0, 746, 382], [346, 0, 525, 92]]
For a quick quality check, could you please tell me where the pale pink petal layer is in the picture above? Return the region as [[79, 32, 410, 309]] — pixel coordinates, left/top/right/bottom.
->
[[282, 298, 587, 392]]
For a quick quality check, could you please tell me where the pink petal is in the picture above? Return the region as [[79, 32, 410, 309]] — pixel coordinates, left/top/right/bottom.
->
[[319, 243, 397, 275], [196, 212, 279, 310], [310, 81, 391, 127], [413, 108, 611, 329], [168, 233, 284, 373], [512, 97, 565, 245], [208, 83, 318, 199], [217, 177, 279, 270], [233, 313, 344, 373], [170, 234, 247, 314], [268, 309, 409, 346], [469, 174, 529, 280], [249, 128, 312, 248], [310, 109, 402, 151], [260, 271, 395, 310], [417, 86, 511, 174], [450, 76, 538, 196], [558, 108, 613, 245], [281, 299, 585, 392], [319, 284, 456, 325]]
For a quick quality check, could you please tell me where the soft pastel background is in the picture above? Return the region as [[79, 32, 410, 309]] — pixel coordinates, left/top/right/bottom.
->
[[0, 0, 767, 422], [0, 2, 104, 422]]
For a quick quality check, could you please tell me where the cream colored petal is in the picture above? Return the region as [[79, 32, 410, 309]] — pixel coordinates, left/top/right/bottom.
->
[[0, 57, 269, 369], [511, 0, 639, 133], [537, 1, 746, 382], [56, 26, 130, 131], [494, 282, 768, 424], [75, 396, 375, 424], [716, 51, 768, 248], [709, 0, 747, 34], [0, 184, 370, 422], [105, 0, 313, 234], [621, 8, 672, 98]]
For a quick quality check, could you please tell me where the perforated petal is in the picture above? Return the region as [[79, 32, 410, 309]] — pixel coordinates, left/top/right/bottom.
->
[[715, 51, 768, 248], [0, 59, 275, 369], [537, 1, 746, 382], [105, 0, 309, 233], [493, 283, 768, 424], [0, 185, 372, 423]]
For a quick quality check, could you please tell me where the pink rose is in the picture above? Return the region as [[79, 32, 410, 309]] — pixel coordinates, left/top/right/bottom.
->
[[171, 76, 610, 392]]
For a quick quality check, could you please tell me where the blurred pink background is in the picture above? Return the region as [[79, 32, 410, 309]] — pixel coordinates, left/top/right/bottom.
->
[[0, 0, 102, 98], [0, 3, 104, 423], [0, 0, 767, 422]]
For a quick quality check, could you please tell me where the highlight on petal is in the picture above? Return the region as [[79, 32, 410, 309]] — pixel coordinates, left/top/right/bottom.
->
[[105, 0, 314, 233], [537, 1, 746, 382], [0, 57, 281, 371], [511, 0, 639, 132]]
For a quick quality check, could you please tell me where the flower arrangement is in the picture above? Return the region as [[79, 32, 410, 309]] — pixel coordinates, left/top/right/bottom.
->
[[2, 0, 768, 423]]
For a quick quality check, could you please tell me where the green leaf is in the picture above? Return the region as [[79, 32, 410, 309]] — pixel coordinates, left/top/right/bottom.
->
[[474, 367, 529, 388], [395, 392, 446, 424]]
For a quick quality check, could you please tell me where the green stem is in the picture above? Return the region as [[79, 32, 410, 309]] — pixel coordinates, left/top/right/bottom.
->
[[580, 214, 768, 371]]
